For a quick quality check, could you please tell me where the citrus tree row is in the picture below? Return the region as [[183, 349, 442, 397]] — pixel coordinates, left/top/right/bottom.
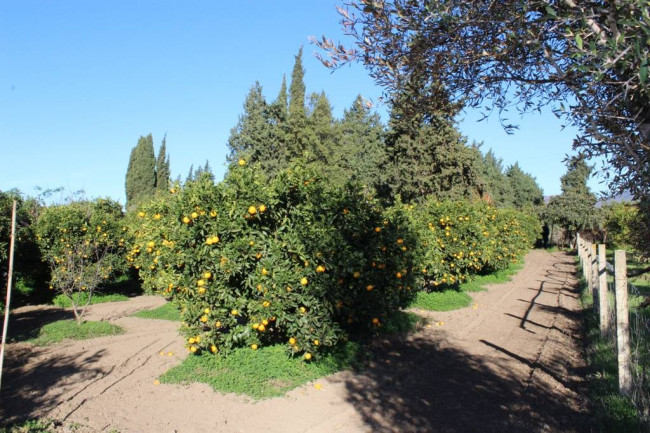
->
[[127, 161, 419, 360], [127, 160, 540, 360]]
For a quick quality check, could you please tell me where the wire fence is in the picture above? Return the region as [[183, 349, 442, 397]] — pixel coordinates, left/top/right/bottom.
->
[[578, 234, 650, 424]]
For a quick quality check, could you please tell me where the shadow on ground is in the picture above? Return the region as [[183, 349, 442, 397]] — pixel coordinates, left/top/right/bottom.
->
[[5, 306, 74, 343], [341, 252, 589, 433], [0, 345, 106, 426]]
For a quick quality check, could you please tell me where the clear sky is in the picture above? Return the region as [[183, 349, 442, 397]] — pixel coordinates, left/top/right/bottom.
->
[[0, 1, 608, 206]]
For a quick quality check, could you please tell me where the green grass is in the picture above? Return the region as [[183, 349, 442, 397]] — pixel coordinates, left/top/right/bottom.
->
[[52, 292, 129, 308], [410, 290, 473, 311], [160, 342, 364, 399], [132, 302, 181, 321], [159, 310, 423, 399], [0, 420, 55, 433], [410, 261, 524, 311], [28, 319, 124, 346]]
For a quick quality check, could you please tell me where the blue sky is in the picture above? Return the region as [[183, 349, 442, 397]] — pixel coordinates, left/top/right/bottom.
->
[[0, 1, 608, 206]]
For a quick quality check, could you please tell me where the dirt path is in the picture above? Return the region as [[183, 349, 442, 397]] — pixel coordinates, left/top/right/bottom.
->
[[1, 250, 590, 432]]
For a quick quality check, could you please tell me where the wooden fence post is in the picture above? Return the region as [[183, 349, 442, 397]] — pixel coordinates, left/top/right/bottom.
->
[[598, 244, 609, 336], [582, 242, 594, 299], [591, 244, 598, 299], [614, 249, 631, 395]]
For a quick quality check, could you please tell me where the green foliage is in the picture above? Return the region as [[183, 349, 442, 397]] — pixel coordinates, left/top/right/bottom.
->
[[408, 199, 540, 288], [132, 302, 181, 321], [129, 161, 418, 358], [52, 292, 129, 308], [227, 82, 287, 176], [384, 121, 485, 204], [479, 150, 515, 208], [317, 0, 650, 201], [29, 319, 124, 346], [506, 163, 544, 209], [544, 156, 598, 246], [602, 202, 638, 250], [35, 198, 129, 323], [125, 134, 157, 211], [0, 419, 55, 433], [0, 190, 50, 306], [332, 95, 387, 190], [287, 47, 307, 158], [155, 135, 171, 193]]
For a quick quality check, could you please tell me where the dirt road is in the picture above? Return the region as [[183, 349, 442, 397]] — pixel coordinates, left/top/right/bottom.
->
[[1, 250, 590, 432]]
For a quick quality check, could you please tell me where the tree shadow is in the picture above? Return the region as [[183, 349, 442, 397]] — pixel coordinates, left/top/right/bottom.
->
[[340, 333, 590, 433], [0, 345, 106, 426], [4, 306, 74, 343]]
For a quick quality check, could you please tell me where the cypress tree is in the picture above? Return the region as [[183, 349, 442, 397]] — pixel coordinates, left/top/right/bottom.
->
[[155, 135, 171, 193], [336, 95, 386, 190], [125, 134, 156, 211], [480, 149, 515, 207], [506, 163, 544, 208], [287, 47, 307, 158], [384, 118, 484, 204]]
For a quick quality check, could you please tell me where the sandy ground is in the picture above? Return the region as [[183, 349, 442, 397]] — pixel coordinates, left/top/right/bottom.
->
[[1, 250, 591, 432]]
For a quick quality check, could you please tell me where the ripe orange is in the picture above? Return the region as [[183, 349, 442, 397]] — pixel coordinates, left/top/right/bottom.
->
[[353, 271, 361, 278], [182, 216, 190, 224], [304, 352, 312, 360], [251, 344, 258, 350], [316, 265, 325, 273], [259, 204, 266, 213], [289, 337, 296, 345], [300, 277, 308, 286], [238, 158, 246, 166], [191, 212, 198, 219], [248, 206, 257, 215]]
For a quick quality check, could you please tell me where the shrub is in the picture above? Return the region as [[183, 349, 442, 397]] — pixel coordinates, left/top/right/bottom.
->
[[35, 199, 129, 323], [129, 161, 418, 359]]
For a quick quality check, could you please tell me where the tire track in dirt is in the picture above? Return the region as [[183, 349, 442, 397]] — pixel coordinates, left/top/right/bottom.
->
[[1, 251, 590, 432]]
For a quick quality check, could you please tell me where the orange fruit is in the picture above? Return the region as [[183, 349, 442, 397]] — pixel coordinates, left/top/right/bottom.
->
[[248, 206, 257, 215], [300, 277, 308, 286], [259, 204, 266, 213], [251, 344, 258, 350], [191, 212, 199, 219], [238, 158, 246, 166], [353, 271, 361, 278], [316, 265, 325, 273], [182, 216, 190, 224], [304, 353, 312, 360], [289, 337, 297, 345]]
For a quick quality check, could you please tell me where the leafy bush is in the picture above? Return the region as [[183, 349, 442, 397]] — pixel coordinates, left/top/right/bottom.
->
[[129, 161, 418, 359]]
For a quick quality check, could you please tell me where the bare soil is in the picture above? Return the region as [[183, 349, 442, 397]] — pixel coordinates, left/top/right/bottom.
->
[[1, 250, 591, 432]]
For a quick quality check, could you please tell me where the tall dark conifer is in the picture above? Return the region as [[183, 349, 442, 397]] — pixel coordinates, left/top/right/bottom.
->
[[287, 47, 307, 158], [155, 135, 171, 193], [125, 134, 156, 211]]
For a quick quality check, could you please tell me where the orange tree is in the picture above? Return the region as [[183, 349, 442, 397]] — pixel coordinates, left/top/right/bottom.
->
[[409, 199, 541, 290], [129, 161, 418, 359], [36, 199, 129, 323]]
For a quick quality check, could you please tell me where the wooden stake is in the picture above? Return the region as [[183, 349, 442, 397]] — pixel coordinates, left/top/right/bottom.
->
[[598, 244, 609, 336], [614, 249, 631, 395], [0, 200, 17, 392]]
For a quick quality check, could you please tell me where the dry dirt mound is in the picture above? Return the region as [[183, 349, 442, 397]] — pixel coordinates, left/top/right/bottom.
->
[[1, 250, 590, 432]]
